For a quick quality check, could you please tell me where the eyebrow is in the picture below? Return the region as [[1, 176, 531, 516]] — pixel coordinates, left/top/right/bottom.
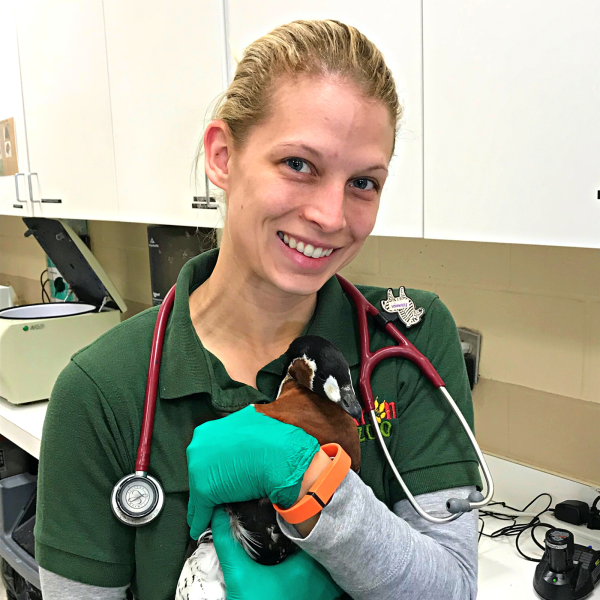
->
[[273, 142, 388, 174]]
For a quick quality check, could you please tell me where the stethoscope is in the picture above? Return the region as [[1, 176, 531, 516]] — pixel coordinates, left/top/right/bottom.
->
[[112, 276, 493, 527]]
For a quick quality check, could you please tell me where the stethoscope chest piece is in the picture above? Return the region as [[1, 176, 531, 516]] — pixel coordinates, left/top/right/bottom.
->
[[111, 473, 164, 527]]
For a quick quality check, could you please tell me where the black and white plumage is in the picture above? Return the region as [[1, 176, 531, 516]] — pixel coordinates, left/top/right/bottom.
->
[[175, 529, 226, 600], [176, 335, 362, 599]]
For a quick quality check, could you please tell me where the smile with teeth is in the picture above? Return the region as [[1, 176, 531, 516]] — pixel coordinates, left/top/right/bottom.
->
[[277, 231, 334, 259]]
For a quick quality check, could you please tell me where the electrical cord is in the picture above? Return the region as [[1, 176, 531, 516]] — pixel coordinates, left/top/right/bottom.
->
[[478, 493, 555, 562], [40, 270, 74, 303], [39, 269, 51, 303]]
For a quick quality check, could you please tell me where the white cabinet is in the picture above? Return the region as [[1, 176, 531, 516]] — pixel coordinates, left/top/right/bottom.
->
[[0, 0, 31, 217], [14, 0, 118, 220], [226, 0, 423, 238], [103, 0, 226, 227], [423, 0, 600, 248]]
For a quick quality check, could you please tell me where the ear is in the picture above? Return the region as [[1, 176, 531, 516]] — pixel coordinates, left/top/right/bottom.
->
[[204, 120, 231, 192]]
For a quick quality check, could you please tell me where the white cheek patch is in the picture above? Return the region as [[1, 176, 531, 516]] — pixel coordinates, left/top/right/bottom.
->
[[324, 375, 341, 402]]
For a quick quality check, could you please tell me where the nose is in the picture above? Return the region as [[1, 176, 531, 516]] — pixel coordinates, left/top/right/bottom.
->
[[301, 181, 347, 233]]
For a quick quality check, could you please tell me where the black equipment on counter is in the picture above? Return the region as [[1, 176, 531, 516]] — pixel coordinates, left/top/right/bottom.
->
[[555, 501, 590, 527], [553, 496, 600, 531], [533, 528, 600, 599], [589, 497, 600, 531], [147, 225, 215, 306]]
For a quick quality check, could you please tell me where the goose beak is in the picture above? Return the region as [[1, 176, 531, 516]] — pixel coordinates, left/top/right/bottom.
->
[[341, 386, 363, 420]]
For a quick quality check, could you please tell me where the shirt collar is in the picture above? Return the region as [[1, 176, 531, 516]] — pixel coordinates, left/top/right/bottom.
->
[[159, 249, 218, 400], [159, 248, 361, 400]]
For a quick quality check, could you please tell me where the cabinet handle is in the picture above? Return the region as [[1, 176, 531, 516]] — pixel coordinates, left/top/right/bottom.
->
[[14, 173, 27, 204], [28, 173, 40, 203], [192, 172, 218, 209], [192, 196, 218, 210], [27, 173, 62, 204]]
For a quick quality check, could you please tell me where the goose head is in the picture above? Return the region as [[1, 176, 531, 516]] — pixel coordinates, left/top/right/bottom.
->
[[283, 335, 363, 420]]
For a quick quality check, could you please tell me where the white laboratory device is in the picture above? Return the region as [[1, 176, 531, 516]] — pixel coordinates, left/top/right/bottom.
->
[[0, 218, 127, 404], [0, 286, 14, 310]]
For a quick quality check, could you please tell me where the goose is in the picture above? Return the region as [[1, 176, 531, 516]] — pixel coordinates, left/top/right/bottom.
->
[[176, 335, 362, 600]]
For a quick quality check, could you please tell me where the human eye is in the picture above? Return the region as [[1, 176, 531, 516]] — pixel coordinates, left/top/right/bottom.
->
[[350, 177, 379, 192], [284, 157, 312, 174]]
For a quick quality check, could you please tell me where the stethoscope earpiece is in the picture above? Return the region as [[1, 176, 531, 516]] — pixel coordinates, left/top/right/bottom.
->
[[446, 490, 486, 514], [446, 498, 472, 514]]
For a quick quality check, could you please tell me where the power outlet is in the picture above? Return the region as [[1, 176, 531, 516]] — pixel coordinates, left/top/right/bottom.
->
[[458, 328, 482, 386]]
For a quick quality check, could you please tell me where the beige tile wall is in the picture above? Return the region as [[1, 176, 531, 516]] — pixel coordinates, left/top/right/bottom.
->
[[87, 220, 152, 318], [1, 215, 599, 485], [340, 237, 600, 486]]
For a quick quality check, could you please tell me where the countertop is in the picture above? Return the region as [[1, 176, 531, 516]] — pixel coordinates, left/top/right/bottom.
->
[[0, 396, 46, 459]]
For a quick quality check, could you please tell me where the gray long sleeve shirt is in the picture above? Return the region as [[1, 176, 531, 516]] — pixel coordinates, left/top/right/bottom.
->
[[40, 472, 479, 599]]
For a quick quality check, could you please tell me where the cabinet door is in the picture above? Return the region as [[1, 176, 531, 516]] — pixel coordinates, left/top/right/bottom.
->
[[15, 0, 119, 220], [104, 0, 226, 228], [423, 1, 600, 248], [227, 0, 423, 238], [0, 0, 31, 217]]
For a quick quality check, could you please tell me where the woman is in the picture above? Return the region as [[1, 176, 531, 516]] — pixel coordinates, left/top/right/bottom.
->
[[35, 20, 481, 600]]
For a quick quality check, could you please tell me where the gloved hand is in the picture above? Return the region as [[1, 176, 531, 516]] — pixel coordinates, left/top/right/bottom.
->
[[187, 405, 320, 540], [211, 506, 344, 600]]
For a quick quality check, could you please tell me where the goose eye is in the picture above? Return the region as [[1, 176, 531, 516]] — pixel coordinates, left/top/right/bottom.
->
[[317, 371, 327, 381]]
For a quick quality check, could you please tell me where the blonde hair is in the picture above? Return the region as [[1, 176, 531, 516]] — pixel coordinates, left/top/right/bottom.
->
[[194, 19, 401, 191]]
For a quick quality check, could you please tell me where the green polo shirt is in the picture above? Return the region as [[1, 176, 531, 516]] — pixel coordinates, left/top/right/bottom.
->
[[35, 248, 481, 599]]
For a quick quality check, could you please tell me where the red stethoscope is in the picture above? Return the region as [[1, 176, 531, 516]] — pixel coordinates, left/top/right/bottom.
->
[[111, 275, 493, 527]]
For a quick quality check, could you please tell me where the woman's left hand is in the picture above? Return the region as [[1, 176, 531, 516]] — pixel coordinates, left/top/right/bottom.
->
[[211, 506, 344, 600], [186, 405, 320, 540]]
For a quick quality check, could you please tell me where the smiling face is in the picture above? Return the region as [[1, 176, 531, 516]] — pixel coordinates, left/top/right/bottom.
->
[[211, 74, 395, 297]]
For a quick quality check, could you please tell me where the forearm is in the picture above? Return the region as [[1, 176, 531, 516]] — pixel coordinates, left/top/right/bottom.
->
[[276, 470, 479, 600]]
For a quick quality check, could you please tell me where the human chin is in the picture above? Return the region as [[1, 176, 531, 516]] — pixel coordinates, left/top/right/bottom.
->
[[269, 267, 332, 297]]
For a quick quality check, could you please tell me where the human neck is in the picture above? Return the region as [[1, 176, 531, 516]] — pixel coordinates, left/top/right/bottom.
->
[[189, 244, 317, 380]]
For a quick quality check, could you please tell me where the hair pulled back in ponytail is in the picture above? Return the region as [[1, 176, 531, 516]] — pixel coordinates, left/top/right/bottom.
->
[[194, 19, 401, 186]]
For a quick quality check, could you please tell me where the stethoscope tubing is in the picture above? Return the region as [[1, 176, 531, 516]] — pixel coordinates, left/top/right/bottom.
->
[[129, 276, 493, 526], [335, 274, 493, 523], [136, 284, 177, 475]]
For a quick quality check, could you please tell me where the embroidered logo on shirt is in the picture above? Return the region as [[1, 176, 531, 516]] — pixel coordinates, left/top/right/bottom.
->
[[381, 287, 425, 328], [353, 397, 397, 442]]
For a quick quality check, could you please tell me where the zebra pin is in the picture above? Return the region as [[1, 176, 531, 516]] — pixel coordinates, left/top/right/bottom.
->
[[380, 287, 424, 328]]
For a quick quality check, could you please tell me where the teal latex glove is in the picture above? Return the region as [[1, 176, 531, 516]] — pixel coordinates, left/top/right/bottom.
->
[[211, 506, 344, 600], [187, 405, 320, 540]]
